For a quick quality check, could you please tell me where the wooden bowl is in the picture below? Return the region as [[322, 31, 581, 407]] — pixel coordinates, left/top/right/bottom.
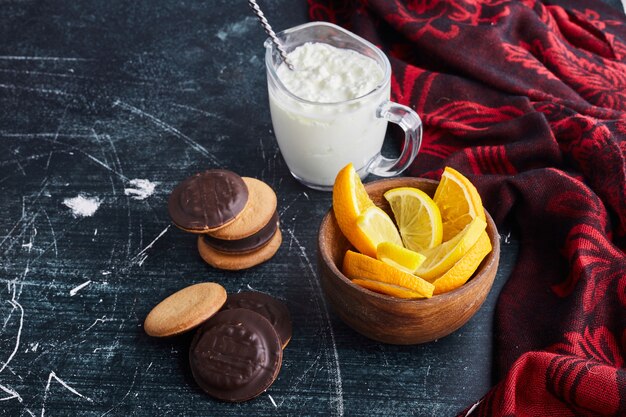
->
[[317, 177, 500, 344]]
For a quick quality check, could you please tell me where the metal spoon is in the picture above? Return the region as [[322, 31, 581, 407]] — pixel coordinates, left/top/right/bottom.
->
[[248, 0, 295, 70]]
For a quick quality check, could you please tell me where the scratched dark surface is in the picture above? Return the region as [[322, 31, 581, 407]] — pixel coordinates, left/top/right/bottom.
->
[[0, 1, 621, 416]]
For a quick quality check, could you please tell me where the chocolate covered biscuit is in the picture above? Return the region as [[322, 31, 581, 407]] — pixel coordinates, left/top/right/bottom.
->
[[189, 308, 282, 402], [207, 177, 277, 240], [197, 228, 282, 270], [202, 211, 279, 253], [222, 291, 292, 349], [168, 169, 249, 233]]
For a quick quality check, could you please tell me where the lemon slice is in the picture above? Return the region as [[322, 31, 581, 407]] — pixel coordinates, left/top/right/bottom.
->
[[332, 163, 377, 257], [355, 206, 403, 253], [415, 217, 486, 281], [343, 250, 434, 298], [376, 241, 426, 274], [432, 230, 492, 294], [384, 187, 443, 252], [434, 167, 486, 242]]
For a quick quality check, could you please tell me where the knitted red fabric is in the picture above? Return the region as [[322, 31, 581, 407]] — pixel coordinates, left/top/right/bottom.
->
[[308, 0, 626, 415]]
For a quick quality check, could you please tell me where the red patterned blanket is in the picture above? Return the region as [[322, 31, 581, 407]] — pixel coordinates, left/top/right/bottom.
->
[[308, 0, 626, 415]]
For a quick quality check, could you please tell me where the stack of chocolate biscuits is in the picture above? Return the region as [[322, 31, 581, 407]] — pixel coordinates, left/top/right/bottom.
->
[[144, 283, 292, 402], [168, 170, 281, 270]]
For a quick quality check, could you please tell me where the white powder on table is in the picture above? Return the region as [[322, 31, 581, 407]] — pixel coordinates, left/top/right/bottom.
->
[[63, 195, 101, 217], [124, 178, 158, 200]]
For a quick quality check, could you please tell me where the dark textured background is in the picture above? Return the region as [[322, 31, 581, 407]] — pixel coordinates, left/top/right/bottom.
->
[[0, 1, 622, 416]]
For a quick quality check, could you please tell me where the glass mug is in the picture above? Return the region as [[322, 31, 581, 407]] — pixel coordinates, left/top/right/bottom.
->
[[264, 22, 422, 191]]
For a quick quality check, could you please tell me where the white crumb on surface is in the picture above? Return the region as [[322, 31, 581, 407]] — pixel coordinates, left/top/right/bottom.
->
[[124, 178, 158, 200], [63, 195, 101, 217]]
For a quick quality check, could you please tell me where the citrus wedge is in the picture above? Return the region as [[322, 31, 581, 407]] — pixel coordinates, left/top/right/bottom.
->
[[432, 230, 492, 294], [415, 216, 487, 281], [355, 206, 403, 255], [384, 187, 443, 252], [433, 167, 486, 242], [352, 278, 428, 299], [332, 163, 376, 257], [376, 241, 426, 274], [343, 250, 434, 298]]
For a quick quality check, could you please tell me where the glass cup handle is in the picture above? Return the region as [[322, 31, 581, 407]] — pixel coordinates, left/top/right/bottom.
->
[[367, 101, 423, 177]]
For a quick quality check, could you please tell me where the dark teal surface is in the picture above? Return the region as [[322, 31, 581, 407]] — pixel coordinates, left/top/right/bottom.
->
[[3, 0, 621, 415]]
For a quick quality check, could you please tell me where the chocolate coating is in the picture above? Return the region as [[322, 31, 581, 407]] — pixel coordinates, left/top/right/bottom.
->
[[222, 291, 292, 348], [202, 212, 279, 253], [189, 308, 282, 402], [168, 170, 248, 232]]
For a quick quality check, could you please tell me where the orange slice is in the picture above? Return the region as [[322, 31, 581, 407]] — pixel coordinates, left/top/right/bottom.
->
[[352, 278, 427, 299], [342, 250, 434, 298], [434, 167, 486, 242], [332, 163, 377, 257], [432, 230, 492, 294]]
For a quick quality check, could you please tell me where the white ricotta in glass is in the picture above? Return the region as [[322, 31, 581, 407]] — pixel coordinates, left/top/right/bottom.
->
[[268, 42, 388, 187]]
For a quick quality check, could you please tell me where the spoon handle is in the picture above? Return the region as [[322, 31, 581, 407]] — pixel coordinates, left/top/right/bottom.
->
[[248, 0, 294, 70]]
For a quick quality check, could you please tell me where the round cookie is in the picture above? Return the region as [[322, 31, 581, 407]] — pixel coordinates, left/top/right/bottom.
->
[[168, 169, 249, 233], [222, 291, 292, 349], [189, 308, 283, 402], [201, 211, 279, 254], [207, 177, 277, 240], [197, 228, 282, 270], [144, 282, 227, 337]]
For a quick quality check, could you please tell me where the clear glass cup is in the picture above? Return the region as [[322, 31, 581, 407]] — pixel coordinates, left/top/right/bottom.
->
[[265, 22, 422, 191]]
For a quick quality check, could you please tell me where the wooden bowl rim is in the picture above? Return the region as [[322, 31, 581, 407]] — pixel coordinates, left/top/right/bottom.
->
[[318, 176, 500, 306]]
